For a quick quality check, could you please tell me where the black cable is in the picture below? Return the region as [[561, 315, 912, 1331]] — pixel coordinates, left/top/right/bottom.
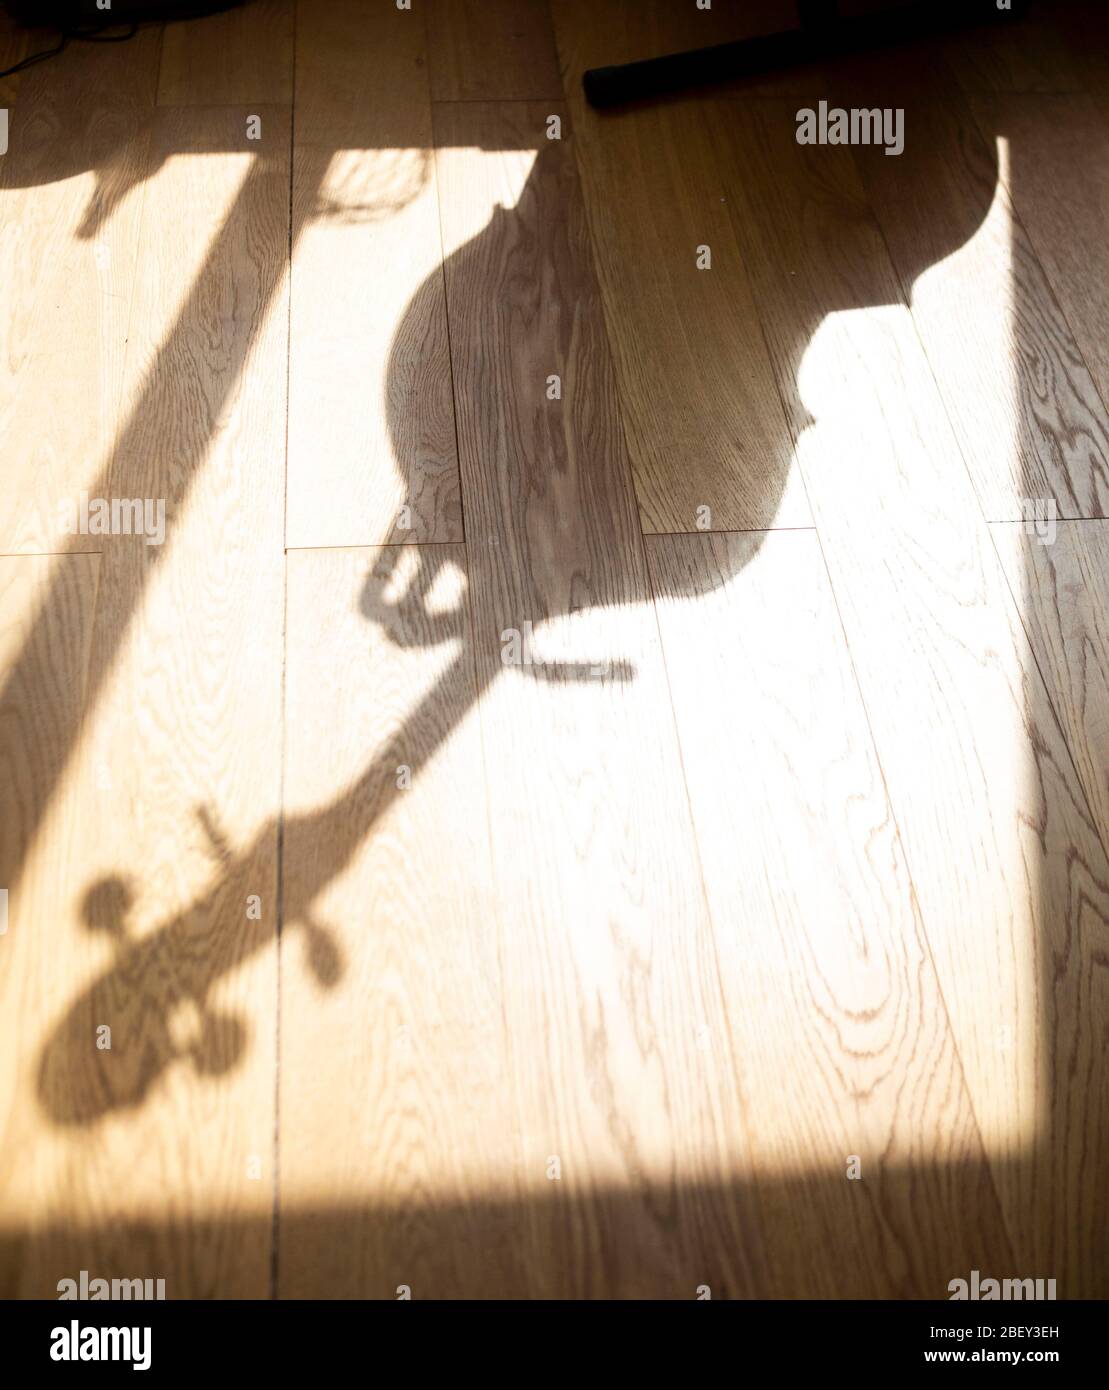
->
[[0, 22, 139, 80], [0, 32, 68, 78]]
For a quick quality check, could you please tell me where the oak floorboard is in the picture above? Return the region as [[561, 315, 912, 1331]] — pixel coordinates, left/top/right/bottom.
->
[[426, 0, 562, 103], [941, 2, 1082, 96], [433, 100, 769, 1297], [286, 0, 460, 547], [0, 554, 100, 1296], [6, 0, 1109, 1302], [156, 0, 294, 106], [972, 93, 1109, 422], [278, 543, 522, 1297], [549, 0, 810, 535], [852, 73, 1109, 519], [647, 529, 1011, 1297], [993, 520, 1109, 857], [0, 11, 28, 106], [707, 94, 1109, 1293], [0, 105, 293, 1297], [0, 28, 160, 554]]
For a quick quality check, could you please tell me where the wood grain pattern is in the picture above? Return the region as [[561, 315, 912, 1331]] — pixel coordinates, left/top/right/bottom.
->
[[157, 0, 294, 106], [707, 94, 1109, 1291], [853, 73, 1109, 519], [426, 0, 563, 102], [433, 101, 769, 1297], [0, 28, 159, 554], [0, 11, 27, 106], [2, 105, 292, 1298], [993, 520, 1109, 852], [0, 103, 293, 905], [0, 554, 101, 1296], [647, 529, 1011, 1296], [4, 0, 1109, 1301], [285, 0, 460, 547], [278, 543, 522, 1297], [550, 0, 810, 534], [973, 93, 1109, 421], [941, 3, 1081, 96]]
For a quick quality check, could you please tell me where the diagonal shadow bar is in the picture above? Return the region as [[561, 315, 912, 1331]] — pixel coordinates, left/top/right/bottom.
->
[[1, 146, 303, 906]]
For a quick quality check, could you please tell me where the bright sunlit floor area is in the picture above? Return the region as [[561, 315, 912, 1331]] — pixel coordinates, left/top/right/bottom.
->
[[1, 0, 1108, 1299]]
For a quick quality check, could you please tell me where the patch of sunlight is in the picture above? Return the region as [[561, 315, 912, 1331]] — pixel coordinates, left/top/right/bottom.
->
[[791, 167, 1041, 1172], [433, 145, 540, 253], [907, 136, 1023, 514], [285, 144, 462, 548]]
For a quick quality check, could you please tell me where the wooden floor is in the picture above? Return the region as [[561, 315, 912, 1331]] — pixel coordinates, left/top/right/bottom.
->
[[1, 0, 1108, 1298]]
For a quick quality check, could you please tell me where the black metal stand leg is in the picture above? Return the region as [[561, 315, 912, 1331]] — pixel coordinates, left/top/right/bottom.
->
[[582, 0, 1028, 110]]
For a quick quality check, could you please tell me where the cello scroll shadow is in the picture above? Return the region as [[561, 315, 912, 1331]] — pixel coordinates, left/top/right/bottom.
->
[[37, 437, 636, 1127]]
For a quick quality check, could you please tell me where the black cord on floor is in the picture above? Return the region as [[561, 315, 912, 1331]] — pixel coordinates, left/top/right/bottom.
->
[[0, 23, 140, 80]]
